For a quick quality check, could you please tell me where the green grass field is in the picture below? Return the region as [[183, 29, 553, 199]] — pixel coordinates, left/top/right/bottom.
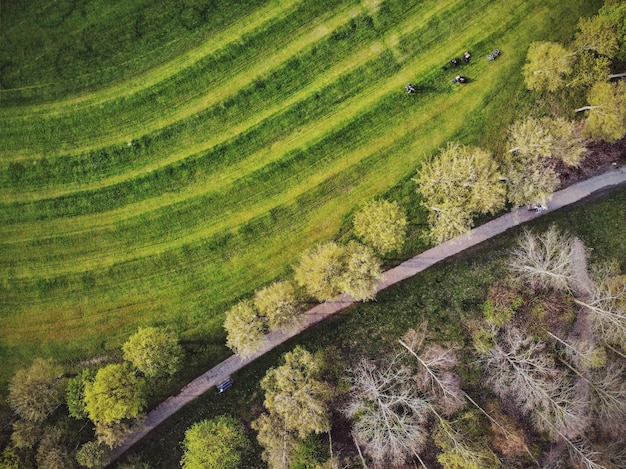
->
[[0, 0, 603, 395]]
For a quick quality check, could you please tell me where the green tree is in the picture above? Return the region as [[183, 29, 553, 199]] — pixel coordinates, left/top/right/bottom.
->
[[577, 81, 626, 141], [522, 41, 573, 92], [502, 117, 586, 207], [180, 416, 249, 469], [434, 416, 500, 469], [94, 420, 135, 449], [8, 358, 64, 422], [568, 50, 611, 89], [10, 419, 42, 449], [261, 346, 333, 439], [414, 142, 505, 243], [339, 241, 381, 301], [252, 412, 298, 469], [598, 0, 626, 60], [84, 363, 146, 424], [294, 242, 346, 302], [574, 13, 620, 58], [67, 369, 96, 419], [254, 281, 301, 331], [353, 200, 408, 255], [36, 426, 74, 469], [0, 445, 32, 469], [122, 326, 183, 378], [223, 300, 266, 358], [75, 441, 109, 468]]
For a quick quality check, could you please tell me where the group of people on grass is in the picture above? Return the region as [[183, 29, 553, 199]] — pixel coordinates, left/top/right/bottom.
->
[[405, 50, 471, 93]]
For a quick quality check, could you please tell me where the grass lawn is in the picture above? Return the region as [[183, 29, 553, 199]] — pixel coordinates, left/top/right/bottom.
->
[[0, 0, 603, 402], [114, 183, 626, 468]]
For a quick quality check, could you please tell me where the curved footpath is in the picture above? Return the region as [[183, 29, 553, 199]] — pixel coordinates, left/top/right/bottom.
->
[[109, 166, 626, 464]]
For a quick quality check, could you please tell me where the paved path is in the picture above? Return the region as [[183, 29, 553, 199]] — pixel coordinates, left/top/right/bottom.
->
[[109, 166, 626, 464]]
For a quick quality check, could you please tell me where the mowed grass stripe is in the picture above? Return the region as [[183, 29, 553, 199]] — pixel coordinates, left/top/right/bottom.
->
[[1, 0, 508, 249], [0, 0, 300, 115], [1, 13, 533, 280], [0, 0, 370, 158], [1, 0, 450, 201]]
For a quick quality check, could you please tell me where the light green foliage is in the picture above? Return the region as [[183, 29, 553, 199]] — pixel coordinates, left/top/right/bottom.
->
[[523, 41, 573, 91], [84, 363, 146, 424], [67, 368, 96, 419], [581, 81, 626, 141], [503, 117, 585, 207], [254, 281, 301, 331], [76, 441, 109, 469], [507, 117, 585, 166], [94, 420, 135, 449], [294, 242, 346, 301], [10, 419, 42, 449], [122, 326, 183, 378], [8, 358, 64, 422], [434, 416, 500, 469], [224, 300, 266, 358], [180, 416, 249, 469], [353, 200, 408, 255], [415, 142, 506, 243], [261, 346, 332, 438], [339, 241, 381, 301], [252, 412, 298, 469], [570, 50, 611, 89], [599, 0, 626, 60], [574, 14, 620, 57]]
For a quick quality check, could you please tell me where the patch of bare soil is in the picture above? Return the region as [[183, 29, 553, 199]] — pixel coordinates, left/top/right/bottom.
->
[[557, 135, 626, 188]]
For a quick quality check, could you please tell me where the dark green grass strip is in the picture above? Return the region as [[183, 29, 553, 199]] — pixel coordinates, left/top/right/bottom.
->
[[0, 0, 272, 105]]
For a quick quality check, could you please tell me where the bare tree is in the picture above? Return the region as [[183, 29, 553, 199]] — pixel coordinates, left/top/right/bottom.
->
[[399, 328, 464, 415], [508, 227, 576, 291], [343, 357, 429, 468], [575, 273, 626, 346], [480, 327, 588, 440]]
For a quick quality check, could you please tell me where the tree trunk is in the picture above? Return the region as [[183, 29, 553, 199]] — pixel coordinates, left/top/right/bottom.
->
[[609, 72, 626, 79], [574, 105, 599, 113]]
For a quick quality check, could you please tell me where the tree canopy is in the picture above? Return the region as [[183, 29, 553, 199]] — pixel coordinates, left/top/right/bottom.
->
[[84, 363, 146, 424], [260, 346, 333, 439], [502, 117, 585, 207], [254, 281, 301, 331], [223, 300, 266, 358], [180, 416, 249, 469], [8, 358, 64, 422], [122, 326, 183, 378], [353, 199, 408, 255], [522, 41, 573, 92], [579, 81, 626, 141], [75, 441, 109, 469], [293, 242, 346, 301], [338, 241, 382, 301], [415, 142, 505, 243], [66, 368, 96, 419]]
